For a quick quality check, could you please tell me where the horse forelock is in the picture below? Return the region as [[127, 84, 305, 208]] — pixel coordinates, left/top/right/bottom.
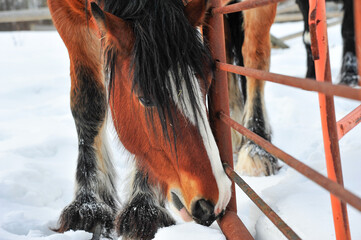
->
[[103, 0, 213, 142]]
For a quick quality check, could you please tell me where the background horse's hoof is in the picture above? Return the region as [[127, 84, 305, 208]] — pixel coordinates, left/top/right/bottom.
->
[[53, 199, 115, 237], [115, 194, 175, 240], [235, 142, 278, 176], [339, 52, 359, 87]]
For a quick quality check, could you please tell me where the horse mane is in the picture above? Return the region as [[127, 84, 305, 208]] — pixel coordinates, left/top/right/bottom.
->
[[103, 0, 213, 141]]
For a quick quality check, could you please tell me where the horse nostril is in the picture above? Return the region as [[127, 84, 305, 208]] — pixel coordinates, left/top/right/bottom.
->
[[191, 199, 216, 226]]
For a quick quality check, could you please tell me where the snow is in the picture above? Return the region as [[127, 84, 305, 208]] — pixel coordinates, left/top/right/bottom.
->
[[0, 21, 360, 240]]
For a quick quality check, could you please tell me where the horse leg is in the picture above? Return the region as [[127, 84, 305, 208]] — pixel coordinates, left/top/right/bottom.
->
[[235, 3, 278, 176], [228, 72, 245, 151], [224, 12, 245, 152], [339, 0, 359, 86], [56, 66, 118, 236], [296, 0, 316, 78], [115, 169, 175, 240], [48, 0, 118, 236]]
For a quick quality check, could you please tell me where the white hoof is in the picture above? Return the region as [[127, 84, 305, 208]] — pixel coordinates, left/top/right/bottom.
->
[[235, 143, 277, 176]]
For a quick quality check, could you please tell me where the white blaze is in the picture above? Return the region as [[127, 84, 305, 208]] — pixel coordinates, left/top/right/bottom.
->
[[171, 74, 232, 214]]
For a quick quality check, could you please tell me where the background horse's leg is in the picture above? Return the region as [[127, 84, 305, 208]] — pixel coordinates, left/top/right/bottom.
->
[[224, 12, 245, 153], [297, 0, 358, 85], [235, 3, 278, 176], [296, 0, 316, 78], [115, 169, 175, 240], [228, 71, 244, 152], [48, 0, 118, 236], [340, 0, 359, 86]]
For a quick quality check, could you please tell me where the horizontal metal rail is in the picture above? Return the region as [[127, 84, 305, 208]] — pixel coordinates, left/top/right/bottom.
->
[[0, 8, 51, 23], [337, 104, 361, 140], [217, 62, 361, 101], [218, 112, 361, 212], [223, 163, 301, 240], [213, 0, 285, 15]]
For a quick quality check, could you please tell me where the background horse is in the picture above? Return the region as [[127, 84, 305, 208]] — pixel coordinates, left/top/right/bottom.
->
[[48, 0, 232, 239], [48, 0, 278, 239], [221, 0, 279, 176], [296, 0, 359, 86]]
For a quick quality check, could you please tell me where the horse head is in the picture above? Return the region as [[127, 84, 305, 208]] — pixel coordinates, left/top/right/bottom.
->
[[90, 0, 231, 226]]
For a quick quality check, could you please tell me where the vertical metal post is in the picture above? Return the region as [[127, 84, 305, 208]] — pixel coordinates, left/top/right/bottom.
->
[[207, 0, 253, 239], [207, 0, 236, 214], [308, 0, 351, 239], [355, 0, 361, 86]]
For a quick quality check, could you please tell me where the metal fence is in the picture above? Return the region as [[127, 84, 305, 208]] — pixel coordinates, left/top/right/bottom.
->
[[206, 0, 361, 239]]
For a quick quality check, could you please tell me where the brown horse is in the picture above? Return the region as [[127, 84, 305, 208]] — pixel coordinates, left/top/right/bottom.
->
[[223, 0, 278, 176], [48, 0, 232, 239], [48, 0, 277, 239]]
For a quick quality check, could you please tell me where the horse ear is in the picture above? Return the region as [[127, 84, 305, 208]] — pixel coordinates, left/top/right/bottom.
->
[[90, 2, 128, 41], [184, 0, 209, 26], [91, 2, 107, 33]]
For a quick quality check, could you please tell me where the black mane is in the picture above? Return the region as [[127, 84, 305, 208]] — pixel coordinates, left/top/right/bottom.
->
[[103, 0, 213, 141]]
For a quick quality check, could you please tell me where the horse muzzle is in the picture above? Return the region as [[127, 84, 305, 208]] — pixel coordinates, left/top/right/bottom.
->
[[171, 192, 224, 226], [191, 199, 219, 226]]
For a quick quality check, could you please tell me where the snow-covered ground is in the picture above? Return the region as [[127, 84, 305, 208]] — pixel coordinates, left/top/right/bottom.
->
[[0, 20, 360, 240]]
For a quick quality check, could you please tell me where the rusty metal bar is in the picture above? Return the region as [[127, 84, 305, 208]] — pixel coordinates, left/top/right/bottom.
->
[[217, 62, 361, 101], [219, 112, 361, 212], [221, 0, 233, 6], [213, 0, 285, 15], [309, 0, 351, 239], [208, 0, 236, 215], [223, 163, 301, 240], [207, 0, 253, 239], [217, 211, 254, 240], [337, 104, 361, 140], [355, 0, 361, 86]]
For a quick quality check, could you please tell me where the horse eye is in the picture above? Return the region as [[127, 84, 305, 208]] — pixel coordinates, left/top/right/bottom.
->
[[138, 97, 155, 107]]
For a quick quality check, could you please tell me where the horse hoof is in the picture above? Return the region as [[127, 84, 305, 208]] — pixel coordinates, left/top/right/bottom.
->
[[235, 142, 278, 176], [115, 194, 175, 240], [339, 71, 359, 87], [53, 198, 115, 237], [339, 52, 359, 87]]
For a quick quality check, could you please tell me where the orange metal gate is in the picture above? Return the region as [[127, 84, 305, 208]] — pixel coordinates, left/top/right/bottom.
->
[[206, 0, 361, 239]]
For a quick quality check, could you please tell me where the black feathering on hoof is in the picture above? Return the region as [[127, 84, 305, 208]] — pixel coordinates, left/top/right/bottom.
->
[[339, 52, 359, 87], [237, 140, 279, 176], [247, 141, 278, 176], [53, 198, 116, 238], [115, 194, 175, 240]]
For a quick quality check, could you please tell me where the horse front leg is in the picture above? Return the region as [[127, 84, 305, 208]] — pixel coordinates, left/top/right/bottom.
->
[[115, 169, 175, 240], [235, 3, 278, 176], [54, 63, 119, 237], [48, 1, 119, 236]]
